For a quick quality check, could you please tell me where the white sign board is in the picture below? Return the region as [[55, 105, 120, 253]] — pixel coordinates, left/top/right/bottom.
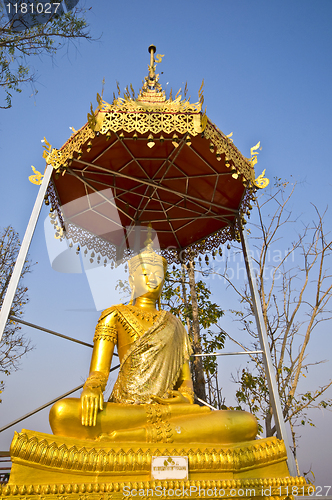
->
[[151, 456, 188, 480]]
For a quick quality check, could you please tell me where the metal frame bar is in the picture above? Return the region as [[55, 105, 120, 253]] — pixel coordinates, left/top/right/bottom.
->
[[0, 364, 120, 433], [67, 168, 132, 222], [74, 158, 238, 214], [239, 224, 297, 476], [196, 397, 218, 411], [9, 315, 119, 356], [9, 315, 94, 349], [133, 138, 187, 228], [0, 164, 53, 344], [155, 190, 181, 247], [72, 169, 231, 181], [192, 350, 263, 357], [66, 171, 233, 229], [71, 148, 237, 238]]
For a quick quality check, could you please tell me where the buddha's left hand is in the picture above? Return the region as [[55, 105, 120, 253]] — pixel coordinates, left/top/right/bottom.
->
[[151, 390, 190, 405]]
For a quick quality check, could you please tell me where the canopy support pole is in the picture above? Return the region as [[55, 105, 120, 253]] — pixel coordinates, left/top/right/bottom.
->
[[239, 223, 297, 476], [0, 164, 53, 344]]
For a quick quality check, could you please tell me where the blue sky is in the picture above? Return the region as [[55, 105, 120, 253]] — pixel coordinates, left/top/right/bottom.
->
[[0, 0, 332, 485]]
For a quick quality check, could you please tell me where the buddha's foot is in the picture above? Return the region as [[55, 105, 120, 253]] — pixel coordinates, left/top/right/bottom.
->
[[98, 433, 114, 442], [98, 427, 147, 442]]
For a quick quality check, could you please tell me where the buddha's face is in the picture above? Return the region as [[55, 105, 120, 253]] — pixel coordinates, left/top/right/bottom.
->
[[129, 262, 165, 300]]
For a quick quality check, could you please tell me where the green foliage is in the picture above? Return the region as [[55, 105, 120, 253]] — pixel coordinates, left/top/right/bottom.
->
[[0, 3, 90, 108], [200, 329, 225, 376], [162, 267, 225, 376], [162, 268, 223, 327]]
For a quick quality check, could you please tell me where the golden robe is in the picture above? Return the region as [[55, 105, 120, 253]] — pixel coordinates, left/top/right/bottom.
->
[[103, 306, 192, 404]]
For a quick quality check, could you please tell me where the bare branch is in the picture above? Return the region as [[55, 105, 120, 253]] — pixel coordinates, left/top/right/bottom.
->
[[214, 182, 332, 461]]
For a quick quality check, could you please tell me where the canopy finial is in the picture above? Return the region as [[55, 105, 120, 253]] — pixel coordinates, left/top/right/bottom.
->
[[147, 44, 157, 87], [138, 44, 163, 97], [148, 44, 157, 80]]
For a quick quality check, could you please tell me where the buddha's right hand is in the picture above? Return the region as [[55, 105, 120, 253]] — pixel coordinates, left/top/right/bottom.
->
[[81, 386, 104, 426]]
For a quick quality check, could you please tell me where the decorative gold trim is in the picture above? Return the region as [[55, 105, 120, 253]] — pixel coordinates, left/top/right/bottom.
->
[[10, 431, 290, 474], [1, 476, 311, 500], [44, 125, 95, 170], [146, 422, 173, 444], [83, 371, 107, 391], [93, 325, 118, 344], [145, 405, 171, 425], [44, 108, 255, 186], [203, 120, 255, 183], [125, 306, 163, 324]]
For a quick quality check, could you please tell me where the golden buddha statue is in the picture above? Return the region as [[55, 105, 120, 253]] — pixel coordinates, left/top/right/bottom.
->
[[49, 240, 258, 445], [8, 237, 305, 496]]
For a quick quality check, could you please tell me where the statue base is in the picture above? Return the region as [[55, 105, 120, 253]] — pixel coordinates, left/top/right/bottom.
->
[[1, 429, 311, 500]]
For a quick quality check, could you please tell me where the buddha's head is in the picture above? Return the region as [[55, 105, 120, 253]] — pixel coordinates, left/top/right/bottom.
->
[[128, 236, 167, 303]]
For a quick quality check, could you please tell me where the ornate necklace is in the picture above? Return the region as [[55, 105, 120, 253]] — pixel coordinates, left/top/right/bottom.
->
[[127, 305, 161, 323]]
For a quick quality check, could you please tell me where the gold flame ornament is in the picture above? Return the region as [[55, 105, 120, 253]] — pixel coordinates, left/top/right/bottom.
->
[[28, 165, 44, 185], [254, 169, 270, 189], [198, 79, 204, 105], [41, 137, 52, 160], [155, 54, 164, 64], [201, 108, 208, 132], [250, 141, 262, 167], [87, 102, 97, 129]]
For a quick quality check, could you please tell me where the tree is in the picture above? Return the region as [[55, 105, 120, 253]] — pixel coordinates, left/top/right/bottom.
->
[[0, 226, 32, 402], [0, 1, 91, 108], [216, 180, 332, 473], [162, 262, 225, 406]]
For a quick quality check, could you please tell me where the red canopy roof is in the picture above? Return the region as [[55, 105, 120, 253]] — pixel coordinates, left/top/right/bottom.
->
[[45, 47, 257, 263]]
